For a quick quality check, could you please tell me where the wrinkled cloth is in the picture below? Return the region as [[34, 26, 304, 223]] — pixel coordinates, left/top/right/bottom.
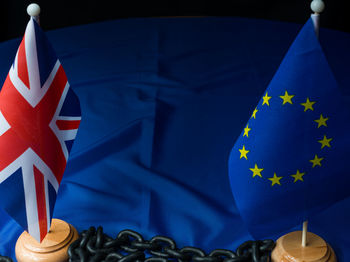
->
[[0, 17, 349, 261]]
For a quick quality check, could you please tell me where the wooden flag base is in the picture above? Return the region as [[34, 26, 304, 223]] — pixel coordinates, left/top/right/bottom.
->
[[15, 218, 79, 262], [271, 231, 336, 262]]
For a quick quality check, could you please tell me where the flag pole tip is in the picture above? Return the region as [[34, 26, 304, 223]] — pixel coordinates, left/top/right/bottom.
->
[[27, 3, 41, 17], [311, 0, 325, 14]]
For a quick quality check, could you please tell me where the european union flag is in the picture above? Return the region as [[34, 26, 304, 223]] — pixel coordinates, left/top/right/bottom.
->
[[228, 18, 350, 238]]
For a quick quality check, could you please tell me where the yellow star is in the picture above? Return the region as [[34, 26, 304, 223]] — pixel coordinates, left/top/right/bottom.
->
[[243, 124, 251, 137], [249, 164, 263, 178], [239, 145, 249, 160], [268, 173, 282, 186], [262, 92, 271, 106], [310, 155, 324, 168], [291, 170, 305, 183], [251, 108, 258, 119], [300, 98, 316, 112], [314, 114, 329, 128], [279, 91, 294, 105], [318, 135, 332, 149]]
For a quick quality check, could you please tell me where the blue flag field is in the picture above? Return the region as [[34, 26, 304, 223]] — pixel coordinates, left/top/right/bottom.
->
[[229, 18, 350, 238]]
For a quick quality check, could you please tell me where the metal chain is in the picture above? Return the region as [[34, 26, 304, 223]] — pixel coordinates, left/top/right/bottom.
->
[[67, 227, 275, 262], [0, 227, 275, 262], [0, 257, 12, 262]]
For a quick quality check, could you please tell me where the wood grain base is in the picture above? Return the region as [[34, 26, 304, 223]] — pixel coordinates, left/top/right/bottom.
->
[[271, 231, 336, 262], [15, 218, 79, 262]]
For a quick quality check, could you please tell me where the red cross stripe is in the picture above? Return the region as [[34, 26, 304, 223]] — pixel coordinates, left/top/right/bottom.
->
[[0, 18, 81, 243], [0, 66, 69, 183]]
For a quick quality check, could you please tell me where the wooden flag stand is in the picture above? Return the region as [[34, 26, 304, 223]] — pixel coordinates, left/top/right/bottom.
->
[[271, 222, 336, 262], [271, 231, 336, 262], [15, 219, 79, 262]]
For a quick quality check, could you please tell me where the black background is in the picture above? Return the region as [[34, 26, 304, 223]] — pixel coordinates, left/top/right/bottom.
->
[[1, 0, 349, 42]]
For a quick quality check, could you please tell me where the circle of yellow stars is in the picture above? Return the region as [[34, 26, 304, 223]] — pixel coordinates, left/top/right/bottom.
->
[[238, 90, 332, 186]]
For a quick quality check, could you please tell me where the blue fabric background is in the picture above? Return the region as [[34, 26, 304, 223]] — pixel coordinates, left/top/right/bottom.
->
[[0, 17, 349, 261]]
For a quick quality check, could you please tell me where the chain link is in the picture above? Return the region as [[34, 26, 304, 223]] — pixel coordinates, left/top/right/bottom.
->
[[0, 227, 275, 261], [0, 256, 12, 262], [67, 227, 275, 262]]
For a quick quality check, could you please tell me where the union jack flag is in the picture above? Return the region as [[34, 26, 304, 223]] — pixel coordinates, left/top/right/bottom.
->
[[0, 18, 81, 242]]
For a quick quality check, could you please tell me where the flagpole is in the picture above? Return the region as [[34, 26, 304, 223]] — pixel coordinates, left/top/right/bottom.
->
[[310, 0, 325, 37], [300, 0, 325, 249], [271, 0, 336, 260], [301, 220, 308, 247], [15, 4, 80, 261], [26, 3, 41, 24]]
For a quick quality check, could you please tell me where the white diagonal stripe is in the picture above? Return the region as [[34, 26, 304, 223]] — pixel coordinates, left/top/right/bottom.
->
[[49, 82, 80, 161], [8, 19, 60, 108], [25, 19, 41, 97], [0, 111, 11, 136]]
